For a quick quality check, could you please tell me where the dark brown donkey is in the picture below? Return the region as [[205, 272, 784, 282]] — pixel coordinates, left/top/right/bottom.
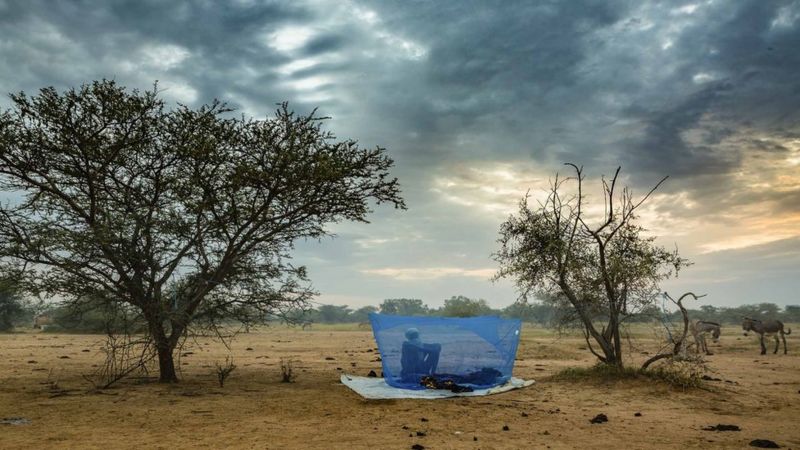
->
[[742, 318, 792, 355]]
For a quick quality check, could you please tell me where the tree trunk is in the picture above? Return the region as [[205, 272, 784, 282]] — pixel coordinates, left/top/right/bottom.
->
[[156, 341, 178, 383], [146, 308, 179, 383]]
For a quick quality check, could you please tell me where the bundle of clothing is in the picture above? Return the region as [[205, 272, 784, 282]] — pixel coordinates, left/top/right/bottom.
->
[[419, 367, 503, 393]]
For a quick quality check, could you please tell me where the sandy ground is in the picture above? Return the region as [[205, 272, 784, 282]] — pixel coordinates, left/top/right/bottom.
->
[[0, 324, 798, 450]]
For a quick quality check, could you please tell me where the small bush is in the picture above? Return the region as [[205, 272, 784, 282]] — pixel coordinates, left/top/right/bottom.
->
[[552, 362, 705, 389], [215, 357, 236, 388]]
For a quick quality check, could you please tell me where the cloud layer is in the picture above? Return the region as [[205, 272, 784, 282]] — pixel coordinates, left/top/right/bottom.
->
[[1, 0, 798, 307]]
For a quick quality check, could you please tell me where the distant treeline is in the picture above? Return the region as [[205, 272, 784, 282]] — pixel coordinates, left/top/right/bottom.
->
[[290, 297, 800, 326], [3, 288, 798, 333]]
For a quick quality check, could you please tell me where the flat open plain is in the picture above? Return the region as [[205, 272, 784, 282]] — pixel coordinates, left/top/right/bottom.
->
[[1, 324, 798, 449]]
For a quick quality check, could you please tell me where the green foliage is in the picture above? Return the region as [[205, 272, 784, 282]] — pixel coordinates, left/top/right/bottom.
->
[[663, 303, 800, 325], [350, 305, 378, 323], [438, 295, 494, 317], [379, 298, 428, 316], [46, 302, 145, 334], [312, 304, 352, 324], [0, 80, 404, 381], [0, 277, 26, 331], [553, 362, 704, 389], [494, 165, 687, 367]]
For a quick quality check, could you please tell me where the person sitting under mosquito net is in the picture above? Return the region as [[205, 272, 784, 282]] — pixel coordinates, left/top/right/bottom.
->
[[400, 328, 441, 381]]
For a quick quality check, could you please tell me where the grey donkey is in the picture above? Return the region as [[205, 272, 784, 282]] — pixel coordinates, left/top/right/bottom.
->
[[742, 317, 792, 355], [690, 320, 721, 355]]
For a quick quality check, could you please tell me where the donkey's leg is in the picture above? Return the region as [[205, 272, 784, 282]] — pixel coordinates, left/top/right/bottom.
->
[[781, 333, 788, 355], [760, 334, 767, 355]]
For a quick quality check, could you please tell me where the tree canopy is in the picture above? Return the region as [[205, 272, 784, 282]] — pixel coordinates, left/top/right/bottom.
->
[[495, 165, 687, 367], [0, 80, 404, 381]]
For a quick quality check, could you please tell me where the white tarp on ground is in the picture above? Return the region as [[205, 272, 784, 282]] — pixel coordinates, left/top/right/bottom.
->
[[340, 374, 535, 400]]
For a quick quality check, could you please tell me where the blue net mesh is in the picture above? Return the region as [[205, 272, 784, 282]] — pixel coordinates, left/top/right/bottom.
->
[[369, 313, 522, 390]]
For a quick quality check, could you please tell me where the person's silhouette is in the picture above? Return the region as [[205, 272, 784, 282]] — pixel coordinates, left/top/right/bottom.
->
[[400, 328, 441, 381]]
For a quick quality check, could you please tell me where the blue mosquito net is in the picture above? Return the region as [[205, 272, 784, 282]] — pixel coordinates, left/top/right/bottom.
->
[[369, 313, 522, 390]]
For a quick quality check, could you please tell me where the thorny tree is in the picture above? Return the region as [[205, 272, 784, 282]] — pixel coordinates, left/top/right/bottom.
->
[[0, 80, 404, 382], [494, 164, 687, 368]]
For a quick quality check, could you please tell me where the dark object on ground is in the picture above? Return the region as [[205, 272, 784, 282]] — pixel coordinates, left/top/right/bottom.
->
[[325, 357, 335, 360], [473, 437, 478, 441], [246, 347, 253, 351], [59, 355, 70, 359], [27, 360, 37, 364], [1, 417, 31, 425], [82, 349, 91, 352], [419, 368, 503, 392], [402, 425, 409, 430], [634, 412, 642, 417], [420, 376, 473, 393], [367, 370, 377, 378], [701, 375, 722, 381], [590, 414, 608, 424], [420, 417, 428, 422], [411, 445, 425, 450], [521, 412, 529, 417], [502, 425, 510, 431], [702, 424, 741, 431], [416, 431, 426, 436], [749, 439, 781, 448]]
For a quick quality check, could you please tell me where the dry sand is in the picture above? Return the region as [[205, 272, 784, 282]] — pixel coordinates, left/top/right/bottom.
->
[[1, 325, 798, 449]]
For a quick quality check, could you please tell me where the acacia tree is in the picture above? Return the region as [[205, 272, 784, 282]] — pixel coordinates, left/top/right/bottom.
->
[[0, 80, 404, 382], [494, 164, 687, 368]]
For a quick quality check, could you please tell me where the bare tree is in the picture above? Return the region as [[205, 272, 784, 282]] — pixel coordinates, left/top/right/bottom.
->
[[495, 164, 687, 368], [642, 291, 705, 369], [0, 80, 405, 382]]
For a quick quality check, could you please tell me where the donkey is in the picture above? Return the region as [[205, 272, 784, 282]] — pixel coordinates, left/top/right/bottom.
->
[[690, 320, 721, 355], [32, 314, 53, 330], [742, 317, 792, 355]]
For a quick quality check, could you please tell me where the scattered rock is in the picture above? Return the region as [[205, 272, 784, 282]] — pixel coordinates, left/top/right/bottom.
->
[[27, 360, 37, 364], [473, 436, 478, 441], [59, 356, 70, 359], [402, 425, 409, 430], [590, 414, 608, 424], [634, 412, 642, 417], [411, 445, 425, 450], [702, 424, 741, 432], [366, 349, 373, 352], [521, 412, 529, 417], [749, 439, 780, 448], [502, 425, 510, 431], [367, 370, 377, 378], [543, 431, 550, 435], [245, 347, 253, 351], [0, 417, 30, 425], [182, 352, 194, 356], [420, 417, 428, 422], [81, 349, 90, 353], [701, 375, 722, 381], [416, 431, 426, 436], [335, 367, 342, 371], [324, 357, 335, 360]]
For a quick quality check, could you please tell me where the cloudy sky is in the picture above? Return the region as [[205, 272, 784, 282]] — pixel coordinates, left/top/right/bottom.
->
[[1, 0, 798, 308]]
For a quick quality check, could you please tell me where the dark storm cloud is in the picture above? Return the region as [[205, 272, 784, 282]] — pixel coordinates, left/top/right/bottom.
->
[[1, 0, 798, 306]]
